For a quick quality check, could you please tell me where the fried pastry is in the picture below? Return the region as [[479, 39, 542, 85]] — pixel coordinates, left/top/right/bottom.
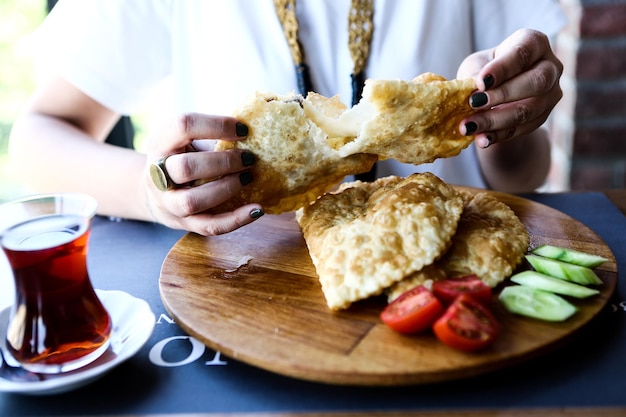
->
[[386, 264, 448, 302], [338, 73, 477, 164], [212, 93, 377, 214], [387, 189, 530, 301], [437, 189, 530, 286], [212, 73, 477, 214], [296, 173, 464, 310]]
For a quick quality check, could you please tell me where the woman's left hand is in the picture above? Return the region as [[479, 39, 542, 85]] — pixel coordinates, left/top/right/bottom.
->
[[457, 28, 563, 148]]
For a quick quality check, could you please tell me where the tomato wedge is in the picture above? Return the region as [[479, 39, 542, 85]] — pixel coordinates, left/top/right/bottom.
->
[[380, 285, 444, 334], [431, 274, 492, 305], [433, 294, 500, 352]]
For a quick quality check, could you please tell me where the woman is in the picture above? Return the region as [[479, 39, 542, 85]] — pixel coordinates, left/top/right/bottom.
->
[[9, 0, 565, 235]]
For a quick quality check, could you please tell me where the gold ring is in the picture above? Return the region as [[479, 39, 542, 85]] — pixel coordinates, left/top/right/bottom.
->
[[149, 156, 176, 191]]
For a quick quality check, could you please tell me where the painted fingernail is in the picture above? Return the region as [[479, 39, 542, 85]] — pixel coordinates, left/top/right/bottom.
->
[[249, 208, 264, 219], [236, 122, 249, 137], [483, 74, 495, 89], [464, 121, 478, 136], [471, 92, 488, 108], [241, 152, 255, 167], [476, 135, 492, 149], [239, 171, 253, 186]]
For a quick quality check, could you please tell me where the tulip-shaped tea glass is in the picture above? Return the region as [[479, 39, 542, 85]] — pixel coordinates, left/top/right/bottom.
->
[[0, 193, 111, 373]]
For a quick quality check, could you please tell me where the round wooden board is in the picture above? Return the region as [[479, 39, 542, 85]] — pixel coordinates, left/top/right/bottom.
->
[[159, 190, 618, 386]]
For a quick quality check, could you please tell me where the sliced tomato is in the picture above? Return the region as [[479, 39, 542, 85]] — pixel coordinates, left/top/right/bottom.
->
[[380, 285, 444, 334], [431, 274, 492, 305], [433, 294, 500, 352]]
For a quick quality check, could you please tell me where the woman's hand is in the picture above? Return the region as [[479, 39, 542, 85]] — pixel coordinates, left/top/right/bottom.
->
[[456, 29, 563, 193], [457, 28, 563, 148], [144, 112, 264, 235]]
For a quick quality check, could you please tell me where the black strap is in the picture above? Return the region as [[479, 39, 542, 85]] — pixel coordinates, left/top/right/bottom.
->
[[295, 63, 314, 97], [351, 71, 377, 182], [350, 70, 366, 107]]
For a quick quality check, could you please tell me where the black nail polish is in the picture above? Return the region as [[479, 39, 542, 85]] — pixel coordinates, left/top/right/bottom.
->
[[239, 171, 253, 186], [235, 122, 249, 137], [249, 208, 264, 219], [241, 152, 255, 167], [464, 121, 478, 136], [471, 92, 488, 108], [483, 74, 495, 89]]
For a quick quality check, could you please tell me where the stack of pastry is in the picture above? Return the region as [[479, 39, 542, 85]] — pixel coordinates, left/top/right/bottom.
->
[[296, 173, 529, 310]]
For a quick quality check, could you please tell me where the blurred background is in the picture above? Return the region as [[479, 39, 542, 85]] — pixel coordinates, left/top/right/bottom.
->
[[1, 0, 625, 204], [0, 0, 44, 202], [550, 0, 626, 191], [0, 0, 151, 204]]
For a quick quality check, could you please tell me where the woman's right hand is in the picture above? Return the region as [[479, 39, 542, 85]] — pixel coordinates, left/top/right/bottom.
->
[[144, 112, 264, 236]]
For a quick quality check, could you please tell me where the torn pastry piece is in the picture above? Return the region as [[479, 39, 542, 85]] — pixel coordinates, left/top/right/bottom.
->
[[212, 93, 377, 214], [212, 73, 477, 214], [314, 73, 478, 164], [387, 189, 530, 302], [296, 173, 464, 310]]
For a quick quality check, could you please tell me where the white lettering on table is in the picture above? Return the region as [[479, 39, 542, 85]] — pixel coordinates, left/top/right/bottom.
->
[[148, 312, 228, 367], [149, 336, 206, 367], [205, 350, 228, 366], [156, 313, 176, 324], [612, 301, 626, 313]]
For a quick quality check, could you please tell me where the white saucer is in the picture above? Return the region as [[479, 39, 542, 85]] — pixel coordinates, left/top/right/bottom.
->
[[0, 290, 155, 395]]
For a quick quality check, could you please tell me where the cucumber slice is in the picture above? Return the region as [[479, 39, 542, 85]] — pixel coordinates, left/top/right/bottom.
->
[[525, 254, 603, 286], [531, 244, 608, 268], [499, 285, 577, 321], [510, 270, 600, 299]]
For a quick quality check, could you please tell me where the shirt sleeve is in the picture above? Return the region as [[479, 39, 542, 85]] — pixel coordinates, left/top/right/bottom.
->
[[29, 0, 173, 115]]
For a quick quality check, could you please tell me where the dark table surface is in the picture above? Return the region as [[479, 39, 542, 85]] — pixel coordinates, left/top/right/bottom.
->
[[1, 190, 625, 417]]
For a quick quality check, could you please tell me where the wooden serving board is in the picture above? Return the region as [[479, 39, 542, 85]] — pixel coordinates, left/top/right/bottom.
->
[[159, 190, 618, 385]]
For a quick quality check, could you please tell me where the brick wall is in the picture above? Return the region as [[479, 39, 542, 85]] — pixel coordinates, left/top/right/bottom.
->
[[550, 0, 626, 191]]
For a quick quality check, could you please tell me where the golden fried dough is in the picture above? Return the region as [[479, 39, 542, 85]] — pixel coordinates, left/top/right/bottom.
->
[[339, 73, 478, 164], [387, 189, 529, 301], [212, 73, 477, 214], [212, 93, 377, 214], [386, 264, 447, 302], [437, 189, 530, 287], [296, 173, 464, 310]]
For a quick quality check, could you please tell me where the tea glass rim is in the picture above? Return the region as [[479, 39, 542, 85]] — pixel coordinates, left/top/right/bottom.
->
[[0, 192, 98, 235]]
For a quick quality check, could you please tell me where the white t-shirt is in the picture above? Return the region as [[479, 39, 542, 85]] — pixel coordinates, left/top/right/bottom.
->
[[33, 0, 565, 188]]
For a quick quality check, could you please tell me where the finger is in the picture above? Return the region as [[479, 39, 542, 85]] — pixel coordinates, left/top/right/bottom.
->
[[477, 29, 555, 90], [471, 59, 562, 109], [153, 113, 248, 154], [473, 107, 552, 148], [456, 49, 492, 80], [466, 96, 543, 134], [144, 169, 263, 236], [164, 150, 255, 185], [183, 204, 264, 236], [163, 172, 254, 217], [462, 91, 557, 144], [478, 29, 551, 86]]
